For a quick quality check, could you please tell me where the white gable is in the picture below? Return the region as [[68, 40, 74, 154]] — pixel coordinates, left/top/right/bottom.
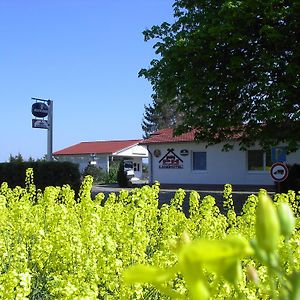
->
[[113, 144, 148, 157]]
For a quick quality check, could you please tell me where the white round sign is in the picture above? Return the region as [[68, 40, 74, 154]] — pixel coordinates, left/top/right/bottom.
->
[[270, 162, 288, 182]]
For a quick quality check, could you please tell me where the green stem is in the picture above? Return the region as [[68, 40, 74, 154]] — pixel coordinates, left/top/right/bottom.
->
[[267, 253, 278, 300], [285, 237, 295, 274], [268, 267, 277, 299]]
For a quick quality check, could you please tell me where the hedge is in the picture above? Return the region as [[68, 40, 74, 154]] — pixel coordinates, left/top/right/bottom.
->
[[0, 161, 81, 192]]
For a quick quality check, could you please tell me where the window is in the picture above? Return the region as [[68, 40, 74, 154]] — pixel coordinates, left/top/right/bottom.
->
[[124, 161, 133, 169], [192, 152, 207, 171], [248, 150, 272, 171], [134, 163, 140, 172]]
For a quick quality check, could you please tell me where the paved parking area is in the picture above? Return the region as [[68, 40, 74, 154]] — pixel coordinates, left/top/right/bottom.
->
[[91, 183, 275, 215]]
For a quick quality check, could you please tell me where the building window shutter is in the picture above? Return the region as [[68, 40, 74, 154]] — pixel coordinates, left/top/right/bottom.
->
[[192, 152, 207, 170]]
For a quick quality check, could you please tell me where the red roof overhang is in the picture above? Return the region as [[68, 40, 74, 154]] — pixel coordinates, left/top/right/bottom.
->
[[53, 140, 141, 156]]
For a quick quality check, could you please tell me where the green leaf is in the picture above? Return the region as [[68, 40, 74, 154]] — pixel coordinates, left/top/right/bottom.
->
[[179, 235, 252, 280], [255, 192, 280, 253], [277, 202, 295, 239], [123, 265, 177, 285], [222, 260, 242, 284], [179, 235, 252, 264]]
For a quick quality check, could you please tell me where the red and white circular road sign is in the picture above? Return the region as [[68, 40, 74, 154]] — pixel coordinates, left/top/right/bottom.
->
[[270, 162, 289, 182]]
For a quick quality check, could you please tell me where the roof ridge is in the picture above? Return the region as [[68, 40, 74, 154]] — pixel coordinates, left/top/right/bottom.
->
[[80, 139, 142, 143]]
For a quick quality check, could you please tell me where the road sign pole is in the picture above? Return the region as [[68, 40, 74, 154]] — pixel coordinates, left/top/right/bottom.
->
[[276, 181, 281, 193], [47, 100, 53, 161]]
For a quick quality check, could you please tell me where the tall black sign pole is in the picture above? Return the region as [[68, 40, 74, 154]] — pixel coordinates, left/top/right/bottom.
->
[[31, 97, 53, 161], [47, 100, 53, 161]]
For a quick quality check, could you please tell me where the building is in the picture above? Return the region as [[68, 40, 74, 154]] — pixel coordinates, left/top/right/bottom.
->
[[53, 140, 148, 179], [141, 128, 300, 188]]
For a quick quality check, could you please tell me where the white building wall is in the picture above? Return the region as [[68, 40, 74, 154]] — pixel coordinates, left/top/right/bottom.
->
[[93, 154, 109, 172], [147, 142, 300, 186], [285, 151, 300, 165]]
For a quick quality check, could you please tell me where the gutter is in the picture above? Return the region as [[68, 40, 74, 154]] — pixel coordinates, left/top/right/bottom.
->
[[147, 146, 153, 184]]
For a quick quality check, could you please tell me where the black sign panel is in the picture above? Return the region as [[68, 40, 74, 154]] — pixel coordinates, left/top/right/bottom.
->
[[180, 149, 189, 156], [32, 102, 48, 118], [32, 119, 49, 129]]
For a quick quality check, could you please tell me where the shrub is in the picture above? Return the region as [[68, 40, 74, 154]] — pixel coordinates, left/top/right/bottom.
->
[[83, 162, 120, 184], [82, 164, 104, 183], [106, 160, 120, 183], [117, 160, 128, 187], [277, 164, 300, 192]]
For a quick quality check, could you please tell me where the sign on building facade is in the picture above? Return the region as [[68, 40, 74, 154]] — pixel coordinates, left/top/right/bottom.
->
[[159, 148, 183, 169]]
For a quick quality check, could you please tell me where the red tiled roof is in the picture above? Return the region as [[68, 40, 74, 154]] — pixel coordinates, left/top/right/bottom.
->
[[53, 140, 141, 156], [141, 128, 196, 144], [140, 127, 244, 144]]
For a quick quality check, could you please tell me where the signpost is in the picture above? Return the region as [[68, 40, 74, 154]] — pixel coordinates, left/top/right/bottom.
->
[[270, 162, 289, 193], [31, 98, 53, 161], [270, 162, 288, 182]]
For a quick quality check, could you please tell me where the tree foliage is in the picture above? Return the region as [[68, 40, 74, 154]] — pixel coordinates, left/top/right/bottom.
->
[[142, 96, 181, 138], [140, 0, 300, 150], [9, 153, 24, 163]]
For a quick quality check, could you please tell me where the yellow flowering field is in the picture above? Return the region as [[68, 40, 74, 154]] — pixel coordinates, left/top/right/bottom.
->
[[0, 169, 299, 299]]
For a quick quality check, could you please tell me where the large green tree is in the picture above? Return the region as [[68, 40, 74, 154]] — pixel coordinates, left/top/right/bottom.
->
[[140, 0, 300, 150]]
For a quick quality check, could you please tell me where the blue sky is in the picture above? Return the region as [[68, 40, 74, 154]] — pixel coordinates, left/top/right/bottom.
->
[[0, 0, 174, 162]]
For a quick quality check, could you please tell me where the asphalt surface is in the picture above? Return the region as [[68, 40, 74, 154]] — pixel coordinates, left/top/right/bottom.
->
[[91, 183, 274, 215]]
